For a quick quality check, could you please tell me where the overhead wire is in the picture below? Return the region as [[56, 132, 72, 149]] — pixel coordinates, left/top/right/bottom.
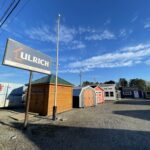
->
[[0, 0, 21, 28], [0, 0, 31, 36], [0, 0, 16, 23]]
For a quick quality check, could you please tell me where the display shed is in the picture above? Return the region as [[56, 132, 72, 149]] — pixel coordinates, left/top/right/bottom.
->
[[29, 75, 73, 116], [73, 86, 96, 108], [91, 85, 105, 104]]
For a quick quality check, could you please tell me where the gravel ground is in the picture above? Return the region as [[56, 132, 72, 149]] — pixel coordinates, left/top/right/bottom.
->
[[0, 99, 150, 150]]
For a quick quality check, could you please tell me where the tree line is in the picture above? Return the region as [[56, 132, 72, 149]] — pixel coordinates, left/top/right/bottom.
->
[[82, 78, 150, 91]]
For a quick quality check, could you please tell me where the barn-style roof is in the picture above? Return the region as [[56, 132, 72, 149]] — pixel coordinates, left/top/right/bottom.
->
[[32, 74, 73, 86]]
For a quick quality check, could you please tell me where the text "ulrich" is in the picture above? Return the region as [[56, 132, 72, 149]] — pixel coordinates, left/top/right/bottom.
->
[[20, 52, 49, 67]]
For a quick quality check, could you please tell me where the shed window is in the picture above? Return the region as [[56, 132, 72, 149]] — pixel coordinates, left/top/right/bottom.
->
[[105, 92, 109, 97], [110, 92, 114, 97]]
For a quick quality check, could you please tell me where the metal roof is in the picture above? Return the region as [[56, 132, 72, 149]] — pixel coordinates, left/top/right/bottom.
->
[[31, 74, 73, 86]]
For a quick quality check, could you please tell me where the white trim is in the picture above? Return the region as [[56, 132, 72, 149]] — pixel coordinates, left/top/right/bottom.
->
[[4, 60, 51, 75]]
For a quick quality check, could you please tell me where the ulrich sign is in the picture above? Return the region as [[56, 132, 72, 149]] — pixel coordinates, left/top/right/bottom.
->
[[3, 39, 51, 74]]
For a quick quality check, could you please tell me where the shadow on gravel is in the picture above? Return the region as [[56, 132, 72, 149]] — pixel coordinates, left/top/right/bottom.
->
[[113, 110, 150, 121], [9, 122, 150, 150], [114, 100, 150, 105], [0, 105, 25, 113]]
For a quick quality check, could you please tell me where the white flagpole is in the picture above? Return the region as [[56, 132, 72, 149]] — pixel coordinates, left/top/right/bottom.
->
[[53, 14, 61, 120]]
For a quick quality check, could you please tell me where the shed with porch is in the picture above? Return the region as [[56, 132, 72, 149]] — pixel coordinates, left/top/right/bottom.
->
[[29, 75, 73, 116]]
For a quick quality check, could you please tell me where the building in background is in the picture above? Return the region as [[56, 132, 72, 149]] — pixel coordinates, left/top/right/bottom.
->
[[99, 84, 117, 100], [0, 82, 24, 108], [144, 91, 150, 99], [120, 87, 144, 99]]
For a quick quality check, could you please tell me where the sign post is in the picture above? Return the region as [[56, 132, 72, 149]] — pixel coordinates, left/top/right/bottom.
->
[[2, 39, 51, 128], [24, 71, 32, 129]]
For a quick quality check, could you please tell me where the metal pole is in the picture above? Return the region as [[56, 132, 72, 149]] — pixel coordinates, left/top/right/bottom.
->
[[24, 71, 32, 129], [79, 71, 82, 87], [52, 14, 61, 120]]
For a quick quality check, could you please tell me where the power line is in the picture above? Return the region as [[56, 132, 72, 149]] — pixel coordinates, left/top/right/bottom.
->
[[0, 0, 31, 36], [0, 0, 16, 24], [0, 0, 21, 28]]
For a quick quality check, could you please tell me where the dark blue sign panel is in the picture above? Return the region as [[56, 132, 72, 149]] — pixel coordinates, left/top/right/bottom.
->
[[3, 39, 51, 74]]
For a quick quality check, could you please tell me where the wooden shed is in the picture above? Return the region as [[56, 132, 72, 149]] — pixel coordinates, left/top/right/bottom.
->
[[73, 86, 96, 108], [91, 85, 105, 104], [29, 75, 73, 116]]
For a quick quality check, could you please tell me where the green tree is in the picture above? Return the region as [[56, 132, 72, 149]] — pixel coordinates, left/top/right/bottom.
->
[[119, 78, 128, 87], [129, 78, 146, 90]]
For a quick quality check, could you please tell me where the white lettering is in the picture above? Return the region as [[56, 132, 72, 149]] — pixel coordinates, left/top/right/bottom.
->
[[20, 52, 49, 67]]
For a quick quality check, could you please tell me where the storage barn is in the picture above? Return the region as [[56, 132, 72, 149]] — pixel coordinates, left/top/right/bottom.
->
[[0, 82, 24, 108], [29, 75, 73, 116], [91, 85, 104, 104], [99, 84, 117, 101], [73, 86, 96, 108], [121, 87, 144, 99]]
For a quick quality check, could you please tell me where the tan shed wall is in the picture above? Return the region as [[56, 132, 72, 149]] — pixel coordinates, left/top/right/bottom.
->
[[29, 84, 73, 116], [47, 84, 72, 115]]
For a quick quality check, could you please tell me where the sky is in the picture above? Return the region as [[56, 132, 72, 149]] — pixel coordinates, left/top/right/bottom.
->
[[0, 0, 150, 85]]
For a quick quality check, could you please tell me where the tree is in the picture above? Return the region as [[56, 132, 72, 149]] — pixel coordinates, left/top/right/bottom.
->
[[82, 81, 93, 86], [104, 80, 115, 84], [129, 78, 146, 90], [118, 78, 128, 87], [82, 81, 99, 86]]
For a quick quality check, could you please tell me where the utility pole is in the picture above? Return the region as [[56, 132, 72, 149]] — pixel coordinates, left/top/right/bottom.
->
[[52, 14, 61, 121], [79, 71, 82, 86]]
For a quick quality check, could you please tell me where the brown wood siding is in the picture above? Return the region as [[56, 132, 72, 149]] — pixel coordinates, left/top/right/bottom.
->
[[29, 84, 72, 116], [47, 84, 72, 115], [29, 84, 49, 115]]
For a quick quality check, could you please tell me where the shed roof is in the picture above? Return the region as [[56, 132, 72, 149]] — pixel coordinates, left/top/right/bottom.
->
[[32, 74, 73, 86]]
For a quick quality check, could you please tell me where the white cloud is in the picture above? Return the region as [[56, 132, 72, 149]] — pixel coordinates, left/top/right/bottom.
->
[[69, 40, 86, 49], [119, 29, 133, 38], [25, 24, 86, 50], [144, 20, 150, 29], [121, 43, 150, 51], [60, 43, 150, 73], [130, 16, 138, 23], [78, 27, 96, 34], [25, 25, 77, 44], [85, 30, 115, 41], [119, 29, 127, 37]]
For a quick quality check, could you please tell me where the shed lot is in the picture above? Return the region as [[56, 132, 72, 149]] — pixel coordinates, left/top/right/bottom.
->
[[0, 99, 150, 150]]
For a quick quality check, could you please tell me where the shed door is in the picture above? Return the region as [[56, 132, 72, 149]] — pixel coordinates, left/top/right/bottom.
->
[[83, 89, 94, 107]]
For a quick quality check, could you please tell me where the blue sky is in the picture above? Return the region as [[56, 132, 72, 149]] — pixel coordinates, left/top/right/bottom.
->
[[0, 0, 150, 85]]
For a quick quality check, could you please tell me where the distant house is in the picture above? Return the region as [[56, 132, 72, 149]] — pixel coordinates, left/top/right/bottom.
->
[[99, 84, 117, 100], [120, 87, 144, 99]]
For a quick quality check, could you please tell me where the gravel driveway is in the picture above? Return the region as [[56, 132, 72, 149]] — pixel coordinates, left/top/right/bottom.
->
[[0, 99, 150, 150]]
